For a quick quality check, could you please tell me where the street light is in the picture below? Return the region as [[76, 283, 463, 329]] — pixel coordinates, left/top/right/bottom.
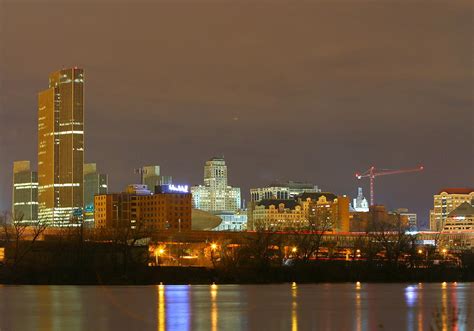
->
[[155, 247, 165, 266], [291, 247, 297, 253], [442, 248, 448, 259], [210, 243, 218, 267], [418, 249, 423, 255]]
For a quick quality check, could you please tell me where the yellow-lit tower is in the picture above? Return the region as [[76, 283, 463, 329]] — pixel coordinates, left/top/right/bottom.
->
[[38, 68, 84, 225]]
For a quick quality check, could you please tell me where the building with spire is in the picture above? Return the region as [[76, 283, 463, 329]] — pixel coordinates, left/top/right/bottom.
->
[[351, 187, 369, 212]]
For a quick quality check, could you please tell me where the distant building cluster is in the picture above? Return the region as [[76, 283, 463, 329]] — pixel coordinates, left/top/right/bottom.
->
[[9, 68, 473, 237]]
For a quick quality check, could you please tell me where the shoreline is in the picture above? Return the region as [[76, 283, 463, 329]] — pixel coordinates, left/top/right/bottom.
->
[[1, 264, 472, 286]]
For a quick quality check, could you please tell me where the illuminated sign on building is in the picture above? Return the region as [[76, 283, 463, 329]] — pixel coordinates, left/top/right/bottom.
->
[[168, 184, 189, 193], [157, 184, 190, 194]]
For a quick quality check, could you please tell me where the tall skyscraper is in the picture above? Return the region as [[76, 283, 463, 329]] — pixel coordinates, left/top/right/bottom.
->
[[191, 157, 241, 212], [84, 163, 108, 223], [12, 161, 38, 224], [38, 68, 84, 225]]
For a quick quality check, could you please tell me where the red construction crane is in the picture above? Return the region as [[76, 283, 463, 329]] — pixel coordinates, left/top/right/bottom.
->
[[355, 165, 424, 206]]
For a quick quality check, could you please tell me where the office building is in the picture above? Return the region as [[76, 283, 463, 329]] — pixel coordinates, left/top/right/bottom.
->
[[395, 208, 417, 231], [250, 181, 320, 202], [95, 184, 191, 231], [430, 188, 474, 231], [83, 163, 108, 222], [138, 165, 172, 191], [297, 193, 350, 232], [247, 191, 350, 232], [38, 68, 84, 225], [249, 199, 305, 230], [191, 157, 241, 212], [12, 161, 38, 223], [442, 202, 474, 233], [350, 205, 410, 232]]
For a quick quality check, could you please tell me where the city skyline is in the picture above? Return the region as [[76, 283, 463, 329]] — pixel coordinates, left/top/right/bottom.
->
[[1, 1, 472, 228]]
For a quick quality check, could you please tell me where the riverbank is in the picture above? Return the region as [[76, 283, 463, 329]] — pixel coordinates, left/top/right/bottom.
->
[[1, 261, 472, 285]]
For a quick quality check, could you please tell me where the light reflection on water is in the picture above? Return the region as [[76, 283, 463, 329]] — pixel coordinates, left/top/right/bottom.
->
[[0, 283, 472, 330]]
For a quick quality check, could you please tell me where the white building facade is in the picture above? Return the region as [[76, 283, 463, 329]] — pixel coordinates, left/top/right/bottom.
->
[[191, 157, 241, 213]]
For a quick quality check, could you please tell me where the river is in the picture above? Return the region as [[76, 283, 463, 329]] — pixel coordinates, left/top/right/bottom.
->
[[0, 283, 472, 330]]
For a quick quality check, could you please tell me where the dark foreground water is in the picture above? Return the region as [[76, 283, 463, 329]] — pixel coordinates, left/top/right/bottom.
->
[[0, 283, 472, 331]]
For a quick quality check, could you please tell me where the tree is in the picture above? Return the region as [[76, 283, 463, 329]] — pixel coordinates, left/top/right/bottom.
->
[[367, 215, 414, 268], [285, 206, 334, 263], [0, 211, 48, 270]]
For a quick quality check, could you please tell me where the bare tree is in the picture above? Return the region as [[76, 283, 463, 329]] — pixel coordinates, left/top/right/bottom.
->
[[368, 215, 413, 267], [0, 211, 48, 269], [293, 206, 334, 262]]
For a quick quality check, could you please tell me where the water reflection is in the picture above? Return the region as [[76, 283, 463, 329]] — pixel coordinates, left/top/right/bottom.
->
[[291, 282, 298, 331], [355, 283, 361, 331], [418, 283, 423, 331], [157, 285, 165, 331], [165, 285, 190, 330], [405, 285, 418, 331], [441, 282, 448, 331], [210, 284, 218, 331], [405, 285, 418, 307], [0, 283, 471, 331]]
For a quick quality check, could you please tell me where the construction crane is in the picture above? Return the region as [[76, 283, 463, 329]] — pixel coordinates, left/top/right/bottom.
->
[[355, 165, 424, 206]]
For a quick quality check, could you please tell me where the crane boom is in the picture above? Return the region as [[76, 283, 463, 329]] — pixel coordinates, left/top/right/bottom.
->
[[355, 165, 424, 206]]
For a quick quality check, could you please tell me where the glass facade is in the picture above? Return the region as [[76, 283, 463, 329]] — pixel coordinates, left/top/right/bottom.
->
[[12, 161, 38, 223], [38, 68, 84, 225]]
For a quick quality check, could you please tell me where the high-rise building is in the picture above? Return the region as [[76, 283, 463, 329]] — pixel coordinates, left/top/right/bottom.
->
[[430, 188, 474, 231], [139, 165, 172, 191], [250, 181, 320, 202], [191, 157, 241, 212], [12, 161, 38, 223], [83, 163, 108, 222], [38, 68, 84, 225]]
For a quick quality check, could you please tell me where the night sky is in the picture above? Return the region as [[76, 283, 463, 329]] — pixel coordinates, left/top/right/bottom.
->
[[1, 0, 472, 228]]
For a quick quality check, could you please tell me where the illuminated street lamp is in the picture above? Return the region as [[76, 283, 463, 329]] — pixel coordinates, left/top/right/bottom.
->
[[291, 247, 297, 254], [441, 248, 448, 259], [210, 243, 218, 267], [155, 247, 165, 266], [418, 249, 423, 255]]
